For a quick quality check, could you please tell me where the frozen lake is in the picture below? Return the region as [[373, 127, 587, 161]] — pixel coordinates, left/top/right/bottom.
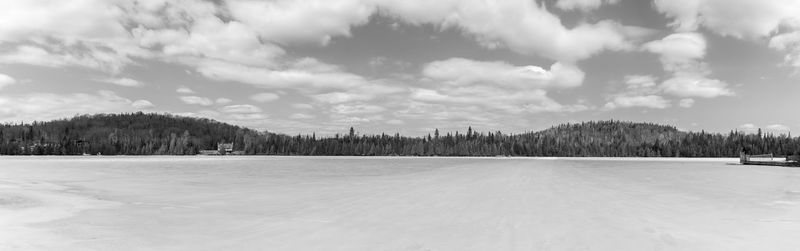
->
[[1, 156, 799, 250]]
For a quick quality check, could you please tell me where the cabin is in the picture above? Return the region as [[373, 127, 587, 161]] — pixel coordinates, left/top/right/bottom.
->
[[198, 142, 234, 155], [218, 143, 234, 155]]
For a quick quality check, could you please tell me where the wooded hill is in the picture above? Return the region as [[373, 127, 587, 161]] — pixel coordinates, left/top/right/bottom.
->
[[0, 112, 796, 157]]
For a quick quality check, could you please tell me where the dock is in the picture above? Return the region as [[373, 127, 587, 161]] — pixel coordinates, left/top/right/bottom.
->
[[740, 152, 800, 167]]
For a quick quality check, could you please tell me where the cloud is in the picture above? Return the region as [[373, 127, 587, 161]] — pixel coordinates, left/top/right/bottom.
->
[[661, 76, 733, 98], [603, 75, 671, 110], [643, 32, 707, 72], [179, 96, 213, 106], [227, 0, 651, 62], [678, 98, 695, 108], [0, 73, 16, 89], [604, 95, 670, 110], [0, 0, 127, 42], [289, 113, 315, 119], [386, 119, 405, 125], [227, 0, 375, 46], [0, 91, 143, 123], [176, 87, 195, 94], [250, 92, 280, 103], [653, 0, 800, 69], [765, 124, 790, 134], [555, 0, 619, 12], [96, 77, 143, 87], [132, 99, 155, 109], [423, 58, 585, 88], [643, 33, 733, 98], [216, 98, 233, 104], [377, 0, 647, 62], [0, 44, 131, 73], [219, 104, 262, 114], [738, 123, 758, 134], [292, 103, 314, 109], [332, 103, 386, 114]]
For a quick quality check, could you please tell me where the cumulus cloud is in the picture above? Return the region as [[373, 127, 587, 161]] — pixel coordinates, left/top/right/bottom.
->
[[555, 0, 619, 12], [603, 75, 671, 110], [250, 92, 280, 103], [176, 87, 195, 94], [643, 32, 733, 98], [643, 32, 707, 72], [661, 76, 733, 98], [96, 77, 143, 87], [132, 99, 155, 109], [765, 124, 790, 134], [604, 95, 670, 110], [377, 0, 647, 62], [332, 103, 386, 115], [653, 0, 800, 69], [219, 104, 262, 114], [216, 98, 233, 104], [227, 0, 375, 46], [678, 98, 695, 108], [289, 113, 315, 119], [0, 73, 16, 89], [0, 44, 131, 73], [179, 96, 213, 106], [423, 58, 585, 88], [0, 91, 143, 123]]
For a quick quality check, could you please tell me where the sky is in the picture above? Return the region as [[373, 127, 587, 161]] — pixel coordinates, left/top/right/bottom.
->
[[0, 0, 799, 136]]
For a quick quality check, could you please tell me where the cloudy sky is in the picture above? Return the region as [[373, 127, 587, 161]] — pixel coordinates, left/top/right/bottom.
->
[[0, 0, 798, 135]]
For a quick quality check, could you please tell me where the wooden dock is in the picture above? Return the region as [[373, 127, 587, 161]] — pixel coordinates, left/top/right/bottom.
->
[[740, 152, 800, 167]]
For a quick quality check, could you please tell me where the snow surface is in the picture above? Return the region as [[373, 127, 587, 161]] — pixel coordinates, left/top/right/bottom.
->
[[1, 156, 799, 250]]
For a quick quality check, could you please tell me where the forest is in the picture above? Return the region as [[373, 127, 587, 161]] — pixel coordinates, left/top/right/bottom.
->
[[0, 112, 797, 157]]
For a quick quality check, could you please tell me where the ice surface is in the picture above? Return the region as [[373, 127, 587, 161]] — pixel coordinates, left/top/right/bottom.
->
[[1, 156, 799, 250]]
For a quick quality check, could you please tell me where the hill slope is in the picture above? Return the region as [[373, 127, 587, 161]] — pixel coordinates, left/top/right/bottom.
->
[[0, 113, 796, 156], [0, 112, 264, 155]]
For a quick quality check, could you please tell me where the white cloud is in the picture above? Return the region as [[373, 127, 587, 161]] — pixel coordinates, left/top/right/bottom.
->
[[0, 91, 142, 123], [423, 58, 585, 88], [738, 123, 758, 134], [216, 98, 233, 104], [653, 0, 800, 69], [0, 0, 127, 42], [0, 73, 16, 89], [765, 124, 790, 134], [332, 103, 386, 114], [661, 76, 733, 98], [289, 113, 315, 119], [386, 119, 405, 125], [96, 77, 143, 87], [227, 0, 375, 46], [555, 0, 619, 12], [643, 33, 733, 98], [643, 32, 707, 73], [653, 0, 800, 38], [176, 86, 195, 94], [678, 98, 695, 108], [292, 103, 314, 109], [604, 95, 670, 110], [376, 0, 646, 62], [132, 99, 155, 109], [196, 58, 364, 90], [250, 92, 280, 103], [219, 104, 262, 114], [769, 31, 800, 69], [0, 44, 130, 73], [179, 96, 213, 106]]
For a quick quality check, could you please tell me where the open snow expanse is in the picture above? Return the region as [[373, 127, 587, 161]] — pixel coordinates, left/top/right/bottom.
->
[[1, 157, 800, 250]]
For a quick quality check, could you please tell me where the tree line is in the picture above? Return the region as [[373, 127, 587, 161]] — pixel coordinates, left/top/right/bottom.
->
[[0, 113, 797, 157]]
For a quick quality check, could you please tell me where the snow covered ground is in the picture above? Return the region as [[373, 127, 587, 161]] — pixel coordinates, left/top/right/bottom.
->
[[1, 156, 799, 250]]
